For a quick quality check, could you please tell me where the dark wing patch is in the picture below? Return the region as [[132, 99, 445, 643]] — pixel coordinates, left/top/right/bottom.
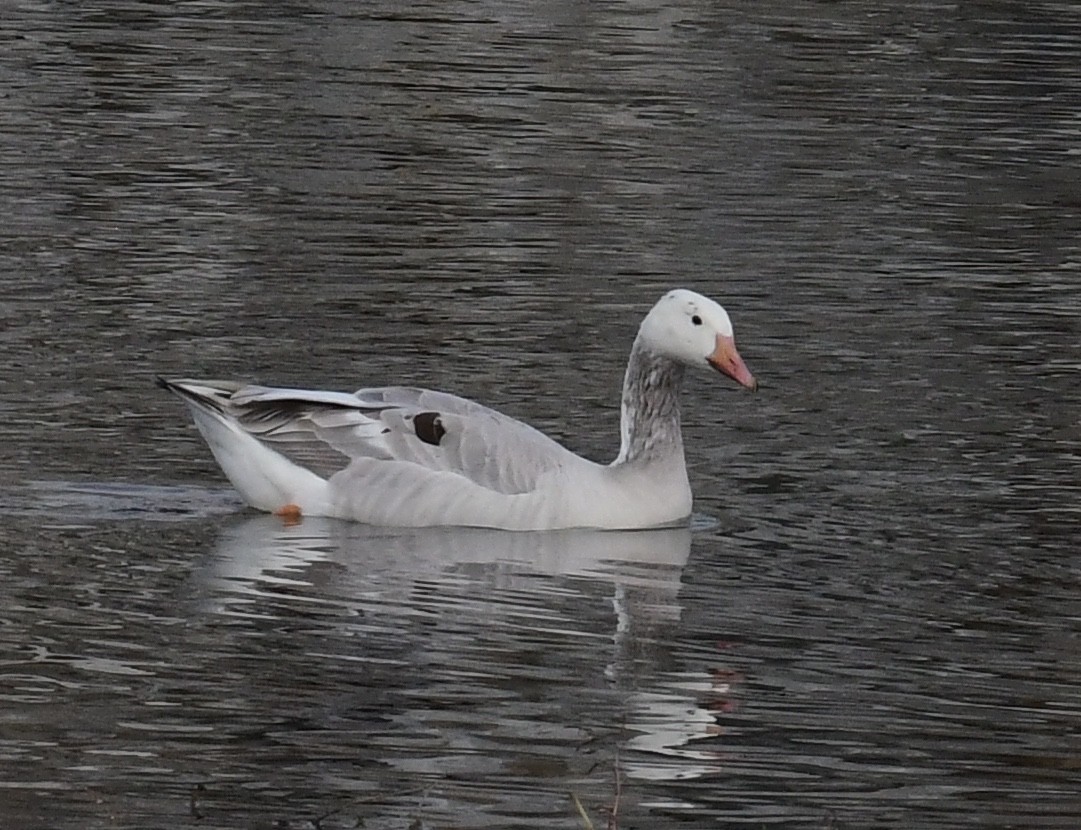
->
[[227, 392, 394, 479], [413, 411, 446, 446]]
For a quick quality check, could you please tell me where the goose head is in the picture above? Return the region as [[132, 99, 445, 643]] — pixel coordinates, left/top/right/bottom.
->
[[638, 289, 757, 391]]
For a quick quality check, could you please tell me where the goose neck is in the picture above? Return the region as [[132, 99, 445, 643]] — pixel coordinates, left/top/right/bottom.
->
[[615, 338, 685, 465]]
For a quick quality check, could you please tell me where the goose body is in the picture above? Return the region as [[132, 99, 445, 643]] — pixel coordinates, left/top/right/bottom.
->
[[159, 289, 756, 530]]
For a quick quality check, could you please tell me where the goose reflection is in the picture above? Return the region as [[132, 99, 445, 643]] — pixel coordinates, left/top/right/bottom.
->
[[188, 515, 739, 788], [194, 515, 692, 605]]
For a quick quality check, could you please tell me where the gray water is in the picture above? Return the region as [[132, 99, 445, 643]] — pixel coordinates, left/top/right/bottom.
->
[[2, 2, 1080, 828]]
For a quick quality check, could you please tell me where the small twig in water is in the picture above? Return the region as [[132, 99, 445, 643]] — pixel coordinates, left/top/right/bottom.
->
[[607, 748, 622, 830], [570, 792, 595, 829]]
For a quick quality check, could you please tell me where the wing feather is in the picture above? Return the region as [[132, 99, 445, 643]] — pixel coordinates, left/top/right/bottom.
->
[[212, 383, 575, 494]]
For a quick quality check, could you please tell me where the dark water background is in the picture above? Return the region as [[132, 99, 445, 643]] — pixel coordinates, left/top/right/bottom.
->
[[2, 1, 1079, 828]]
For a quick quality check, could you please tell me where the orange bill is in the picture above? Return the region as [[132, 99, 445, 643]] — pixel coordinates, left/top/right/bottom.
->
[[707, 334, 757, 391]]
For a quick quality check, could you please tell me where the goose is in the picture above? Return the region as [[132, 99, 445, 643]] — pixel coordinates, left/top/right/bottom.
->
[[158, 288, 757, 530]]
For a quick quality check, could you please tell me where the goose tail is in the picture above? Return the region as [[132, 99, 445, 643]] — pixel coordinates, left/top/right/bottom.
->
[[157, 377, 330, 516]]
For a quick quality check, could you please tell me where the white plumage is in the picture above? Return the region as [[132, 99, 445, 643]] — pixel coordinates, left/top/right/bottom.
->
[[159, 289, 757, 530]]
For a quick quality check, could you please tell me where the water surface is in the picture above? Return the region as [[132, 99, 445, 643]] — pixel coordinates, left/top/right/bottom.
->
[[2, 1, 1079, 827]]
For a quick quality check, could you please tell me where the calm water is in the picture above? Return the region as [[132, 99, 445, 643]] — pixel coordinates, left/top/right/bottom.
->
[[2, 1, 1080, 827]]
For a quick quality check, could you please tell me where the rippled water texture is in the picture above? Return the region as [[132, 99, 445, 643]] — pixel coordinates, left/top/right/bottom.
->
[[2, 2, 1079, 828]]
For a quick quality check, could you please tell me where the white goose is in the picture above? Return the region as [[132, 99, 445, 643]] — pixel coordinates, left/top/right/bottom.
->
[[159, 289, 757, 530]]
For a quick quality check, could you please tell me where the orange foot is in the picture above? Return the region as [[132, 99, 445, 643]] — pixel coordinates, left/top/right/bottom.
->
[[273, 503, 303, 526]]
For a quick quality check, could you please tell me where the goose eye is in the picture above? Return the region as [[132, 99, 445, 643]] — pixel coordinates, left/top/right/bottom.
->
[[691, 314, 703, 326]]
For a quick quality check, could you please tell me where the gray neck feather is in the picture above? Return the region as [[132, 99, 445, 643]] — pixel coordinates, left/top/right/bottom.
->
[[614, 336, 685, 465]]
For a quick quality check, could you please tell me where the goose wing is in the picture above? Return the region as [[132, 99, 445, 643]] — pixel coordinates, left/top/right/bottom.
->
[[160, 379, 579, 495]]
